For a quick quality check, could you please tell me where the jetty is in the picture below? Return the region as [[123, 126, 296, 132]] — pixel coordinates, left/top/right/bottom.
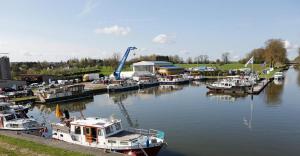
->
[[0, 131, 123, 156], [247, 79, 272, 95]]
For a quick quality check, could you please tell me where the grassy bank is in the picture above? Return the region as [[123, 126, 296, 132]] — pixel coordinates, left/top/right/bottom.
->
[[0, 135, 91, 156], [177, 63, 285, 79]]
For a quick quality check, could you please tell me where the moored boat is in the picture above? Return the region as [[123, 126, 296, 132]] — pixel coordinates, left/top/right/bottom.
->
[[158, 75, 189, 85], [206, 76, 254, 94], [36, 84, 93, 103], [274, 72, 284, 80], [137, 77, 159, 89], [52, 117, 166, 156], [0, 103, 43, 131], [107, 80, 139, 92]]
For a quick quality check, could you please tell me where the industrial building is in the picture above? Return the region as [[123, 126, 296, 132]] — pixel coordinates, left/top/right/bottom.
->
[[132, 61, 184, 75], [0, 56, 12, 80]]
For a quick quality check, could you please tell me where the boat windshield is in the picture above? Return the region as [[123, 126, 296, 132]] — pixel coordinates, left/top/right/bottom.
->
[[5, 114, 16, 121]]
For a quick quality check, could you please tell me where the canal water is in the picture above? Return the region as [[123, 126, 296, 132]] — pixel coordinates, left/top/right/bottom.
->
[[28, 67, 300, 156]]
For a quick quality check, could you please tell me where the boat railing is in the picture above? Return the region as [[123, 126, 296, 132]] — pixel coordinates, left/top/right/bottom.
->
[[128, 128, 165, 139]]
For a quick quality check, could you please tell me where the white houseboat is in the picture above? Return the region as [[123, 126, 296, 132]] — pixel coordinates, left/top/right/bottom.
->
[[137, 77, 159, 89], [36, 84, 93, 103], [52, 117, 166, 156], [158, 75, 189, 85], [0, 103, 43, 131], [274, 72, 284, 80]]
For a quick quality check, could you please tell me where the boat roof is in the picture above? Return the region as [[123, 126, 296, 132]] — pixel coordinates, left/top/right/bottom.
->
[[0, 102, 10, 106], [71, 117, 121, 128]]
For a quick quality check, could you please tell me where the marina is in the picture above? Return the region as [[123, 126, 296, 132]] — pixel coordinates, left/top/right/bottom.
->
[[22, 67, 300, 156]]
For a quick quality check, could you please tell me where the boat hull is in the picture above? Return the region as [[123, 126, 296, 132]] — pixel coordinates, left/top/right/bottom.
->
[[108, 85, 139, 92], [206, 85, 248, 94], [159, 80, 189, 85], [115, 144, 163, 156], [139, 82, 160, 89], [39, 92, 93, 103]]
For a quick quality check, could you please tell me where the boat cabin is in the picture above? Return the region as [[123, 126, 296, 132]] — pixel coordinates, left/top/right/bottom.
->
[[53, 117, 123, 145]]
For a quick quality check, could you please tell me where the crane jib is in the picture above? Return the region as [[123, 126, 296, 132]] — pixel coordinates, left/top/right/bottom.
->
[[114, 47, 137, 80]]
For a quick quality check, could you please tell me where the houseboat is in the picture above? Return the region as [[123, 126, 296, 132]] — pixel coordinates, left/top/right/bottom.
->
[[158, 75, 189, 85], [0, 95, 30, 113], [36, 84, 93, 103], [274, 72, 284, 80], [206, 76, 253, 94], [107, 80, 139, 92], [0, 103, 43, 131], [137, 77, 159, 89], [52, 117, 166, 156]]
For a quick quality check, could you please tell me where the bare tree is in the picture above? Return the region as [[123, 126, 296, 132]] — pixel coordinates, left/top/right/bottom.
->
[[221, 52, 230, 64]]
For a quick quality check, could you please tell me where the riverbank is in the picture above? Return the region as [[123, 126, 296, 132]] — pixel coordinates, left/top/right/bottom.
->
[[0, 131, 122, 156]]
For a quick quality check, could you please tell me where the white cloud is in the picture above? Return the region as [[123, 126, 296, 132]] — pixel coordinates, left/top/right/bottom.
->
[[284, 40, 299, 50], [95, 25, 131, 36], [152, 34, 175, 44], [79, 0, 99, 16]]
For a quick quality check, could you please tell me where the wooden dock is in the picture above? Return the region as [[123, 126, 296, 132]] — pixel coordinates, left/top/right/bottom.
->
[[247, 79, 272, 95], [0, 131, 123, 156]]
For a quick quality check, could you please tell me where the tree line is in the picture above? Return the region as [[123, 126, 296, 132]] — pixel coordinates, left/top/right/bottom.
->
[[10, 38, 291, 79]]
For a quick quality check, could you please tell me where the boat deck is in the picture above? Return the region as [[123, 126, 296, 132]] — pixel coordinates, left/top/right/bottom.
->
[[108, 130, 141, 141]]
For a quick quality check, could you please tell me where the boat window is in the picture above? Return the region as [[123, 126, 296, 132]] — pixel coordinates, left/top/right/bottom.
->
[[75, 126, 81, 134], [5, 114, 15, 121], [105, 126, 112, 134], [108, 140, 116, 144], [120, 141, 129, 145], [53, 133, 57, 135], [98, 129, 103, 136], [60, 134, 63, 137], [85, 127, 90, 135], [115, 123, 121, 130]]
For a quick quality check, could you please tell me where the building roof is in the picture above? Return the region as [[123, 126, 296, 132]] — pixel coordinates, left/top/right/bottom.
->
[[133, 61, 173, 66]]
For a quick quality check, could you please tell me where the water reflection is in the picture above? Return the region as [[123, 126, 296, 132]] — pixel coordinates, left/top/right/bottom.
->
[[108, 85, 190, 101], [294, 66, 300, 87], [264, 81, 284, 105], [243, 97, 254, 130], [108, 93, 139, 128], [206, 92, 247, 102], [34, 99, 93, 114]]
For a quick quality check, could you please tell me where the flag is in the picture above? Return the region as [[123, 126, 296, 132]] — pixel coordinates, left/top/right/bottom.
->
[[245, 56, 254, 67], [55, 104, 63, 118]]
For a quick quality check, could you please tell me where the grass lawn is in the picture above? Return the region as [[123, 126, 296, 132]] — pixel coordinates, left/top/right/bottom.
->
[[177, 63, 284, 79], [0, 135, 91, 156]]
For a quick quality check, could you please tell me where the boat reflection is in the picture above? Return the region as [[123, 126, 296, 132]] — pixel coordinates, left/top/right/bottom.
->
[[108, 84, 190, 101], [34, 99, 93, 114], [273, 79, 284, 85], [206, 91, 247, 102], [264, 81, 284, 105]]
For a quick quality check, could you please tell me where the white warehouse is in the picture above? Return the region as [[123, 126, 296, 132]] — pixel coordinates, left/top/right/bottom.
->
[[132, 61, 173, 74]]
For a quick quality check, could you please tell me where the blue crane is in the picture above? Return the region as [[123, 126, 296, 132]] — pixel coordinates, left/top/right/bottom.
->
[[113, 47, 137, 80]]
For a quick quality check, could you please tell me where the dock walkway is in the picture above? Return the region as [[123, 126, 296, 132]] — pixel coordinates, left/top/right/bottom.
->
[[247, 79, 271, 95], [0, 131, 123, 156]]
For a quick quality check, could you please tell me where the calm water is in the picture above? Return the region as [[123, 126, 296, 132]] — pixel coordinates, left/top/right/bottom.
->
[[28, 67, 300, 156]]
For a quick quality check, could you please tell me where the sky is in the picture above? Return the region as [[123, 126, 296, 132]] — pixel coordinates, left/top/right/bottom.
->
[[0, 0, 299, 62]]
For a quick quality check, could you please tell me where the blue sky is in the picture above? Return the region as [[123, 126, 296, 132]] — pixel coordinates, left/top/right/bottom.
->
[[0, 0, 299, 62]]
